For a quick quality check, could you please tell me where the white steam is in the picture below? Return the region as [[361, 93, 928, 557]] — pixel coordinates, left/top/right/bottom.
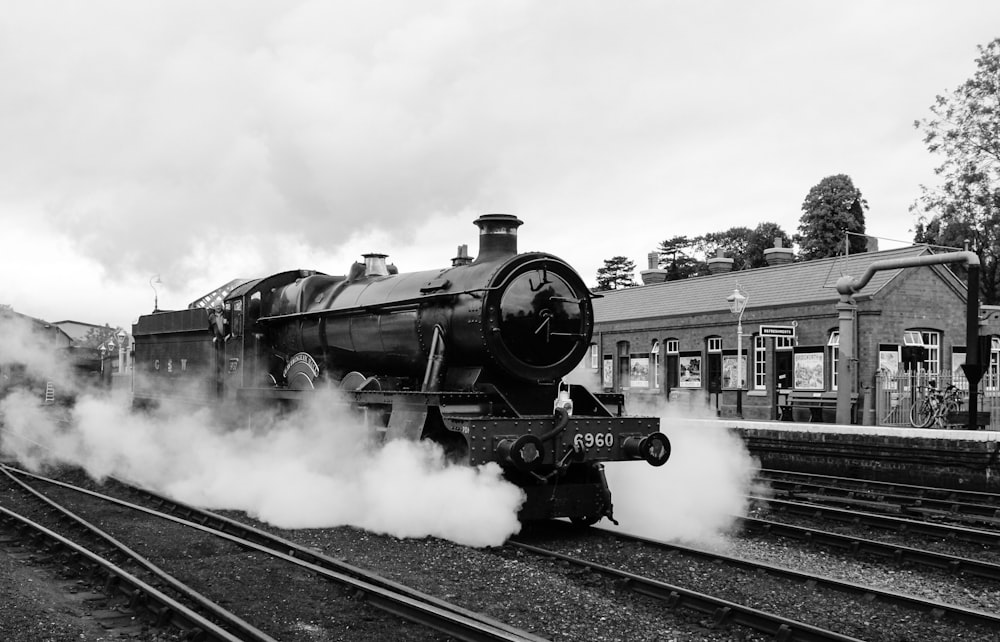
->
[[1, 388, 524, 547], [604, 397, 760, 547]]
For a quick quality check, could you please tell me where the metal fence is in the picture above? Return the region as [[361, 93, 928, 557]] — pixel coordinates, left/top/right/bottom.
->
[[873, 372, 1000, 429]]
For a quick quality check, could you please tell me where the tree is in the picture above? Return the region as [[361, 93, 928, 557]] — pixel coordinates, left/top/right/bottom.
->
[[696, 222, 792, 270], [595, 256, 637, 290], [913, 38, 1000, 303], [695, 227, 752, 270], [795, 174, 869, 260], [656, 236, 705, 280]]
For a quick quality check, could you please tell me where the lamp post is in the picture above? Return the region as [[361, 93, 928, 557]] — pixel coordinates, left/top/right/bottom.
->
[[116, 329, 127, 374], [106, 340, 117, 375], [150, 275, 162, 312], [727, 285, 749, 418], [99, 343, 107, 376]]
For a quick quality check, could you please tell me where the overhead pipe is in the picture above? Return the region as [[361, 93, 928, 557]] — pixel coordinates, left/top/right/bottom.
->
[[834, 251, 981, 429]]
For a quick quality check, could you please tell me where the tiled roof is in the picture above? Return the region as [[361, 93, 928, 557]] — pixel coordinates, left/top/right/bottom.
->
[[593, 246, 951, 324]]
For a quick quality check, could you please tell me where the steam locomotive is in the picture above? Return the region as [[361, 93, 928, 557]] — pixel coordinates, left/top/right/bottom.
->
[[132, 215, 670, 524]]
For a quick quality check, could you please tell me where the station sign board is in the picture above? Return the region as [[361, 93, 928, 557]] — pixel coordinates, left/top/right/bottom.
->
[[759, 324, 796, 338]]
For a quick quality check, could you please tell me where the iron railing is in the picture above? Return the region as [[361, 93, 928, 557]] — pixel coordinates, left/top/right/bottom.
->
[[873, 372, 999, 430]]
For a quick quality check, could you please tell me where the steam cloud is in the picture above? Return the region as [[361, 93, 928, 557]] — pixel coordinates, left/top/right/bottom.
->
[[0, 317, 524, 547], [605, 407, 762, 546], [2, 388, 524, 547]]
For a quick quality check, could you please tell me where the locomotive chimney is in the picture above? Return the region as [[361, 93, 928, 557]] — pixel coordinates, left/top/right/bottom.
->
[[473, 214, 524, 262]]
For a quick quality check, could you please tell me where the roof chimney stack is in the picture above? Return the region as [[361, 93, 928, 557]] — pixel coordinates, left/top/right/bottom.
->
[[763, 238, 795, 266], [640, 251, 669, 285], [706, 248, 734, 274]]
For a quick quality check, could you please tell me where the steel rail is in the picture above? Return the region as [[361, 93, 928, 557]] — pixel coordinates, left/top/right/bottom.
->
[[739, 515, 1000, 582], [1, 466, 279, 641], [508, 539, 864, 642], [516, 522, 1000, 634], [0, 506, 252, 642], [762, 479, 1000, 528], [593, 528, 1000, 630], [5, 466, 547, 642], [759, 469, 1000, 512], [752, 495, 1000, 547]]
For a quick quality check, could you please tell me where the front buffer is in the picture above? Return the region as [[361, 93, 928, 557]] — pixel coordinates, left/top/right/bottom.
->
[[444, 412, 670, 524]]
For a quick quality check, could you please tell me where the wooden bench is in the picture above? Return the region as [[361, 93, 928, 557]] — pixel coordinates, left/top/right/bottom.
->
[[944, 411, 991, 429], [780, 391, 858, 423]]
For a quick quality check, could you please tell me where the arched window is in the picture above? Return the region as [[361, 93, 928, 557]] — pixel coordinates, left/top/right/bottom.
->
[[651, 340, 660, 389]]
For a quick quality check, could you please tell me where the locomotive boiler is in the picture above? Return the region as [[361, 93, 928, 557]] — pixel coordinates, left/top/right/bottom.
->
[[132, 214, 670, 524]]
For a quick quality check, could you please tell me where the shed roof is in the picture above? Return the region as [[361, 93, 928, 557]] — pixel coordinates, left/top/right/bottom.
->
[[593, 246, 959, 324]]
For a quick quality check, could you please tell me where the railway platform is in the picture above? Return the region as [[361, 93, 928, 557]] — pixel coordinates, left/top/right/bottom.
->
[[723, 419, 1000, 493]]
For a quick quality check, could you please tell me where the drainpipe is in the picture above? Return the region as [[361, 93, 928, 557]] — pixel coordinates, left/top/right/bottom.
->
[[834, 251, 981, 427]]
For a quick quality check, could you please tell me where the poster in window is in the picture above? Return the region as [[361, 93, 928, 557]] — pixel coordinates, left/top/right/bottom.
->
[[722, 355, 746, 389], [793, 352, 824, 390], [878, 349, 900, 378], [602, 357, 613, 388], [679, 355, 701, 388], [630, 356, 649, 388]]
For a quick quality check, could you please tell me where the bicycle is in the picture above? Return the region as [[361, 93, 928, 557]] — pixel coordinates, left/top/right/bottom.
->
[[909, 383, 964, 428]]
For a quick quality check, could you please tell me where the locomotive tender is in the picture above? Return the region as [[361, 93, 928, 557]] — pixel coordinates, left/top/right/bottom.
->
[[132, 215, 670, 524]]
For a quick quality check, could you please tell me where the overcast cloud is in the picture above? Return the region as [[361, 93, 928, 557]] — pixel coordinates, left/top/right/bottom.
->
[[1, 1, 998, 329]]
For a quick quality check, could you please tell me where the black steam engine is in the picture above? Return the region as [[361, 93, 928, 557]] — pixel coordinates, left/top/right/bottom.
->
[[132, 215, 670, 524]]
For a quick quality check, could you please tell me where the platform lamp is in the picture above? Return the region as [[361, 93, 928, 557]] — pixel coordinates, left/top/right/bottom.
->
[[727, 285, 749, 419], [99, 343, 107, 375], [116, 329, 127, 374]]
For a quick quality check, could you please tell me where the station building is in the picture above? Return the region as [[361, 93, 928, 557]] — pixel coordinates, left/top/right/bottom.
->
[[571, 243, 1000, 425]]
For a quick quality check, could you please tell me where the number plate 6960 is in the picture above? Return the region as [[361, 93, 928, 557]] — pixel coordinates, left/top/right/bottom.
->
[[573, 432, 615, 450]]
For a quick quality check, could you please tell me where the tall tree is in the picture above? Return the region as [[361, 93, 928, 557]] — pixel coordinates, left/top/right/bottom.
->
[[696, 227, 752, 270], [696, 222, 792, 270], [595, 256, 637, 290], [795, 174, 869, 260], [656, 235, 704, 280], [912, 38, 1000, 303]]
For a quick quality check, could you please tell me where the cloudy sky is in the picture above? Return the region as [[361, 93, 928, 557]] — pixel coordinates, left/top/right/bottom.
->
[[2, 1, 998, 331]]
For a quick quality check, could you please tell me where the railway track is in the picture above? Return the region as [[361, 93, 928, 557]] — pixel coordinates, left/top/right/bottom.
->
[[756, 468, 1000, 530], [0, 464, 546, 642], [511, 521, 1000, 641]]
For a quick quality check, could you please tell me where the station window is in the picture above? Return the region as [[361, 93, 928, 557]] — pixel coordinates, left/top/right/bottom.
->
[[828, 331, 839, 390], [664, 339, 679, 389], [988, 337, 1000, 391], [753, 335, 766, 390], [589, 344, 598, 369], [707, 337, 722, 353], [921, 331, 940, 376]]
